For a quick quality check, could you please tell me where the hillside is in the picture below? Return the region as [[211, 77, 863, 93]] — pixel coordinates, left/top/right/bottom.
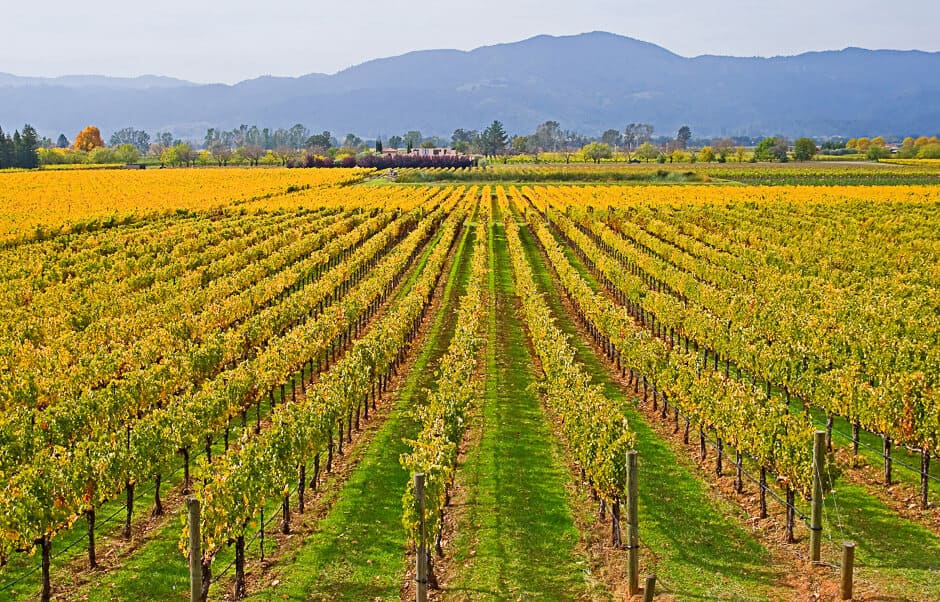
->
[[2, 32, 939, 139]]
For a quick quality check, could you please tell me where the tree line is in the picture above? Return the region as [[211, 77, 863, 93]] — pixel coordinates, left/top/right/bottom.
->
[[13, 118, 939, 169], [0, 125, 40, 169]]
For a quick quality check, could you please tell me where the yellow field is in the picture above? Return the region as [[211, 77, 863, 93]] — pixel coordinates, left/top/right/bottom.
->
[[0, 167, 372, 244]]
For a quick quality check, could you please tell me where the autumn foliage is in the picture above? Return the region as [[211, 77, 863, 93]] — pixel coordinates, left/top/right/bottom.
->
[[73, 126, 105, 151]]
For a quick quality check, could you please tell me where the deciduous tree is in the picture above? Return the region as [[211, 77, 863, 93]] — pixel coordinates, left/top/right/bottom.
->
[[73, 126, 105, 151], [155, 132, 175, 149], [713, 138, 734, 161], [601, 129, 622, 150], [512, 135, 532, 155], [623, 123, 654, 155], [109, 128, 151, 153], [637, 141, 659, 162], [917, 142, 940, 158], [793, 137, 817, 161], [305, 131, 334, 149], [758, 137, 789, 162], [403, 131, 423, 150], [582, 142, 613, 163], [113, 144, 140, 164], [239, 144, 264, 166], [534, 120, 563, 152], [210, 143, 233, 166]]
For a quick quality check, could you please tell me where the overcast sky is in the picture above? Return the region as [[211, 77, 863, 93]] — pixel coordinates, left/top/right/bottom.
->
[[6, 0, 938, 83]]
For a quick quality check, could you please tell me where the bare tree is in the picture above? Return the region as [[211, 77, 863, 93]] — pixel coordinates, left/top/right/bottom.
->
[[210, 143, 233, 167], [273, 146, 294, 166], [624, 123, 654, 158], [534, 120, 563, 152], [239, 144, 264, 166]]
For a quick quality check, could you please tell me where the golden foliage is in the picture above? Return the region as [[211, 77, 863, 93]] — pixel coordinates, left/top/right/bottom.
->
[[72, 126, 105, 152]]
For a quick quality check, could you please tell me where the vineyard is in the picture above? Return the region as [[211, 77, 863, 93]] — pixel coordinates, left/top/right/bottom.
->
[[0, 166, 938, 601]]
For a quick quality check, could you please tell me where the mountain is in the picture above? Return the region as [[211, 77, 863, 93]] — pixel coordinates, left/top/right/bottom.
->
[[2, 32, 939, 140], [0, 73, 198, 89]]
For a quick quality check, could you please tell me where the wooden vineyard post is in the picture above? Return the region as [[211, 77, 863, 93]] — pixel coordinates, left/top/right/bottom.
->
[[883, 435, 892, 485], [840, 542, 855, 600], [759, 467, 768, 519], [922, 450, 931, 510], [642, 574, 656, 602], [39, 535, 51, 602], [86, 509, 97, 568], [811, 430, 826, 562], [415, 473, 428, 602], [187, 498, 203, 602], [626, 450, 639, 596], [234, 535, 246, 600], [124, 481, 135, 540]]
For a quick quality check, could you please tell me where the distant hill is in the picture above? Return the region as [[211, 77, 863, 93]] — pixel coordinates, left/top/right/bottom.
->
[[0, 73, 197, 90], [2, 32, 939, 140]]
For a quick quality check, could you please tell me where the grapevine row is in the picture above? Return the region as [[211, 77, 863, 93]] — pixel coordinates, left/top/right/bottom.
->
[[499, 188, 637, 510], [538, 192, 938, 462], [516, 194, 815, 503], [401, 197, 488, 564], [0, 195, 450, 561], [190, 192, 473, 597]]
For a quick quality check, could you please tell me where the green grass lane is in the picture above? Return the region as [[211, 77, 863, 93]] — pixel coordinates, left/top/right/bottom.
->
[[245, 211, 477, 601], [815, 482, 940, 600], [539, 208, 940, 600], [519, 208, 789, 600], [445, 199, 596, 601]]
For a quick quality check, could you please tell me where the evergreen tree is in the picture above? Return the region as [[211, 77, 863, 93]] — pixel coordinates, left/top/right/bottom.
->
[[481, 120, 509, 157], [56, 134, 70, 148], [0, 127, 11, 168], [676, 125, 692, 149], [0, 124, 41, 168], [18, 125, 40, 168], [11, 131, 23, 167]]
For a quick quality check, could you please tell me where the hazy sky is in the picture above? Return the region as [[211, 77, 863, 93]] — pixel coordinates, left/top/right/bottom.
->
[[6, 0, 938, 83]]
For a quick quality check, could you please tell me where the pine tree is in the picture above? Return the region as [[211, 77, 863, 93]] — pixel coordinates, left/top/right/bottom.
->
[[18, 125, 40, 168], [481, 120, 508, 157], [0, 127, 11, 169], [11, 131, 23, 168]]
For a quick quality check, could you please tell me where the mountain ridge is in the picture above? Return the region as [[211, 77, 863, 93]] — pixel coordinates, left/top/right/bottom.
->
[[2, 32, 938, 139]]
